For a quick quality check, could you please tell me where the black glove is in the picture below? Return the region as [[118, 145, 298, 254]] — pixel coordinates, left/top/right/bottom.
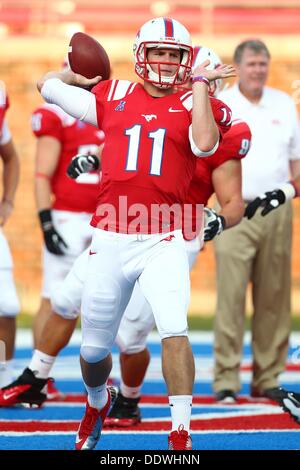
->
[[245, 189, 286, 219], [204, 207, 226, 241], [67, 154, 100, 179], [38, 209, 68, 255]]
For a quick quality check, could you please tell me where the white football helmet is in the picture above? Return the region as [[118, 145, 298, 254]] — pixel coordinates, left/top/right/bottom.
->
[[193, 46, 222, 96], [133, 17, 193, 88]]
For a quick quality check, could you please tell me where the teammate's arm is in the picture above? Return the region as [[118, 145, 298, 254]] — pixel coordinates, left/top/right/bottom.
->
[[212, 159, 244, 228], [0, 126, 20, 226], [35, 136, 68, 255], [203, 159, 244, 241], [292, 174, 300, 195]]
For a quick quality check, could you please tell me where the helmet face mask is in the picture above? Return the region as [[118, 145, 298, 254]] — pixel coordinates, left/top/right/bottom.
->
[[133, 18, 193, 88]]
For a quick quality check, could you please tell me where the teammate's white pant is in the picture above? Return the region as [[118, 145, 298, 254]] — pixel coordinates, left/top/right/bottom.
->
[[0, 229, 20, 317], [117, 235, 202, 354], [51, 233, 202, 355], [80, 228, 190, 363], [42, 210, 93, 298]]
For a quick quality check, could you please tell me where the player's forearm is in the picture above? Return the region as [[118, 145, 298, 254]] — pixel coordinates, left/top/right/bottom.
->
[[192, 82, 219, 153], [35, 177, 52, 211], [291, 175, 300, 197], [0, 140, 20, 204], [219, 198, 244, 229], [39, 78, 97, 126]]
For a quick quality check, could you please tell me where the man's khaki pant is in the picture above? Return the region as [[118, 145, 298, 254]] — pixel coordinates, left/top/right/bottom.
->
[[213, 202, 292, 393]]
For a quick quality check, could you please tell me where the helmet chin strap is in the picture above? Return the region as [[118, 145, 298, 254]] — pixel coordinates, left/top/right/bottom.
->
[[146, 64, 176, 88]]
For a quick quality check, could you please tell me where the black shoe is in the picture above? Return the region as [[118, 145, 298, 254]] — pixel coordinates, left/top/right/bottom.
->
[[104, 392, 141, 427], [251, 386, 288, 403], [215, 390, 237, 403], [0, 367, 47, 407], [280, 391, 300, 425]]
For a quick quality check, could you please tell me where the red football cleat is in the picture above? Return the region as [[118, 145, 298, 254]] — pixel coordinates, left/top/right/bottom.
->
[[46, 378, 65, 401], [75, 386, 118, 450], [0, 368, 47, 407], [168, 425, 192, 450]]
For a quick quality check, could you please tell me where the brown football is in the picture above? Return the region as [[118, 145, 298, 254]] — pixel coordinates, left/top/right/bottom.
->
[[68, 32, 111, 80]]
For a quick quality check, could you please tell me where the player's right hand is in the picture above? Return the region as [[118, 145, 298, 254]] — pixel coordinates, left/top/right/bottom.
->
[[38, 209, 68, 255], [67, 154, 100, 179], [204, 207, 226, 241]]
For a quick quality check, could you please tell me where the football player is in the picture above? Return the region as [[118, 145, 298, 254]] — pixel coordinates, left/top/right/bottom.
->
[[30, 61, 104, 399], [0, 81, 21, 388], [103, 46, 250, 425], [6, 18, 235, 450]]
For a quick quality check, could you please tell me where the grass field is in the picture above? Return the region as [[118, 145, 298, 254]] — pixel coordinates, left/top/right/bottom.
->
[[17, 312, 300, 331]]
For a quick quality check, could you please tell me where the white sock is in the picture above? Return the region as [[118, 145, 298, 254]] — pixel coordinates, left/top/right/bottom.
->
[[169, 395, 193, 432], [29, 350, 56, 379], [120, 381, 141, 399], [0, 360, 13, 388], [84, 382, 108, 410]]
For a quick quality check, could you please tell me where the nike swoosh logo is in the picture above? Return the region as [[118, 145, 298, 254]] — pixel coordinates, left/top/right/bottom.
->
[[89, 250, 97, 255], [2, 391, 18, 400], [168, 107, 184, 113]]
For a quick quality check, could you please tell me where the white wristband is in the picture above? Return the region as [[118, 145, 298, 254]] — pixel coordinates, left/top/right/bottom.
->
[[279, 182, 296, 201]]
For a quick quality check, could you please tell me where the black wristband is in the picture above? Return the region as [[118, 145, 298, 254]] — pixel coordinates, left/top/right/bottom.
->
[[38, 208, 53, 231]]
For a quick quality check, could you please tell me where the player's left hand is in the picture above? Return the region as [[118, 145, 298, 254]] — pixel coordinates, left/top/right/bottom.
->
[[193, 61, 236, 82], [204, 207, 226, 241], [245, 189, 286, 219], [0, 200, 13, 226], [67, 154, 100, 179]]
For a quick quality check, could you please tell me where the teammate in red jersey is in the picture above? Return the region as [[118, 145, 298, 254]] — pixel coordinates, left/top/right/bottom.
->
[[34, 18, 235, 450], [31, 96, 104, 399], [0, 81, 21, 388], [102, 117, 251, 427], [102, 46, 248, 425]]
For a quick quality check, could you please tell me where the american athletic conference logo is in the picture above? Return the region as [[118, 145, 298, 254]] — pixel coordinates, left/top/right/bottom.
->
[[115, 100, 126, 112]]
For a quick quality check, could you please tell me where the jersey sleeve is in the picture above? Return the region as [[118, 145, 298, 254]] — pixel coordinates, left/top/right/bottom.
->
[[210, 97, 232, 138], [91, 80, 115, 129], [208, 120, 252, 169], [31, 107, 63, 141]]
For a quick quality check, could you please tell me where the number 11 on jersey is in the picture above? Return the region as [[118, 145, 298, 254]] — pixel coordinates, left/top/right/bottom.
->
[[125, 124, 166, 176]]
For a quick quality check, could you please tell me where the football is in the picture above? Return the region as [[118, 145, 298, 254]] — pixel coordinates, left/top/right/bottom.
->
[[68, 32, 111, 80]]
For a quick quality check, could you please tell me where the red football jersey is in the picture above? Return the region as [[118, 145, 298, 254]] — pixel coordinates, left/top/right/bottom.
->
[[32, 104, 105, 213], [0, 82, 9, 140], [183, 119, 251, 239], [90, 79, 232, 234]]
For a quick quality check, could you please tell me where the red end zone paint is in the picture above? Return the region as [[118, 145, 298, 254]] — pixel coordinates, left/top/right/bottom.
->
[[60, 394, 281, 405], [1, 413, 298, 433]]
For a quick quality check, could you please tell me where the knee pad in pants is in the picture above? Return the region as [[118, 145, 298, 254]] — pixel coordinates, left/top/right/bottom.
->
[[81, 280, 122, 363]]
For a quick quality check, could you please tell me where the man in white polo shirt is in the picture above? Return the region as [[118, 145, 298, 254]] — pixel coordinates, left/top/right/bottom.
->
[[213, 39, 300, 403]]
